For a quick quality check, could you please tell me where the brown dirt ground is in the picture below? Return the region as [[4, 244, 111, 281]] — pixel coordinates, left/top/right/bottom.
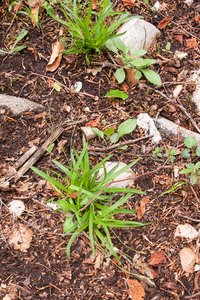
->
[[0, 0, 200, 299]]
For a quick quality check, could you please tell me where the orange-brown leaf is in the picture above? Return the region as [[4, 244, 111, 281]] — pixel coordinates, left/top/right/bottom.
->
[[46, 41, 65, 72], [137, 196, 149, 220], [186, 38, 198, 49], [176, 35, 183, 44], [92, 0, 98, 10], [67, 192, 79, 199], [127, 279, 145, 300], [158, 17, 171, 29], [85, 118, 100, 127], [123, 0, 136, 8], [149, 251, 165, 266]]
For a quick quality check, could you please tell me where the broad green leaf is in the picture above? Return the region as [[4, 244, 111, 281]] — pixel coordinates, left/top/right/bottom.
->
[[115, 67, 125, 84], [179, 169, 192, 174], [63, 215, 74, 234], [12, 45, 27, 53], [185, 163, 195, 169], [14, 29, 28, 46], [56, 199, 71, 212], [112, 37, 125, 53], [117, 145, 128, 150], [141, 69, 162, 85], [46, 143, 55, 154], [92, 128, 104, 139], [190, 174, 199, 185], [135, 70, 142, 79], [196, 147, 200, 157], [104, 39, 118, 53], [195, 161, 200, 169], [105, 89, 128, 100], [184, 137, 197, 148], [110, 133, 119, 144], [104, 127, 114, 138], [166, 42, 171, 50], [133, 49, 147, 56], [118, 119, 137, 138], [181, 148, 190, 159]]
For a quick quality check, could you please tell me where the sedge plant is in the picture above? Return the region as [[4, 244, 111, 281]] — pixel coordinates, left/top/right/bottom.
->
[[31, 137, 147, 261], [45, 0, 137, 65]]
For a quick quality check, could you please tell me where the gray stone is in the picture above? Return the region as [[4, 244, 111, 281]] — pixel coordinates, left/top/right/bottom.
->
[[0, 94, 45, 115], [137, 113, 161, 144], [81, 126, 97, 141], [190, 69, 200, 113], [154, 117, 200, 146], [118, 19, 161, 57]]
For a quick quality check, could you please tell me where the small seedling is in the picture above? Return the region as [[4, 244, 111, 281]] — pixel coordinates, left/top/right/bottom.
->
[[162, 42, 173, 54], [105, 90, 128, 100], [181, 137, 200, 159], [92, 119, 137, 147], [105, 37, 161, 85], [152, 147, 177, 163], [180, 162, 200, 185], [163, 148, 177, 164], [0, 29, 28, 55], [158, 181, 186, 198], [152, 147, 164, 162]]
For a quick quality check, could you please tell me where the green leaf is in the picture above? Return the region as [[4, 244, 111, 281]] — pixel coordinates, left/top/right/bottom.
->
[[195, 161, 200, 169], [56, 199, 71, 212], [118, 119, 137, 138], [135, 70, 142, 80], [112, 37, 125, 53], [133, 49, 147, 56], [45, 143, 55, 154], [110, 133, 119, 144], [53, 82, 62, 91], [179, 169, 192, 174], [63, 215, 74, 234], [190, 174, 199, 185], [166, 42, 171, 51], [105, 89, 128, 100], [104, 127, 114, 138], [196, 147, 200, 157], [184, 137, 197, 148], [186, 163, 195, 170], [181, 148, 190, 159], [92, 128, 104, 139], [104, 39, 118, 53], [115, 67, 126, 84], [117, 145, 128, 150], [140, 69, 162, 85]]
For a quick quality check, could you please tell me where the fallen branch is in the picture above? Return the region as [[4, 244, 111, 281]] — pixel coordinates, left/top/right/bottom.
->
[[87, 134, 154, 152]]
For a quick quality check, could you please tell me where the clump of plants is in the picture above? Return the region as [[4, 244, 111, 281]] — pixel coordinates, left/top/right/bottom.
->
[[31, 138, 147, 261]]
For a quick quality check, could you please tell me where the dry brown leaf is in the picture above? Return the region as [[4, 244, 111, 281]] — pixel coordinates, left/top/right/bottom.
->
[[166, 103, 176, 112], [149, 251, 165, 266], [63, 54, 75, 63], [137, 196, 149, 220], [67, 192, 79, 199], [85, 118, 100, 127], [24, 0, 43, 8], [127, 279, 145, 300], [57, 139, 67, 154], [8, 223, 33, 252], [186, 38, 198, 48], [158, 17, 171, 29], [176, 35, 183, 44], [46, 41, 65, 72], [179, 247, 196, 274], [174, 224, 199, 240], [92, 0, 98, 10], [123, 0, 136, 8], [95, 253, 104, 270]]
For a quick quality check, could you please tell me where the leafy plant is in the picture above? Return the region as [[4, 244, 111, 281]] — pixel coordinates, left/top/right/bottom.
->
[[152, 147, 177, 164], [162, 42, 172, 54], [180, 162, 200, 185], [45, 0, 134, 65], [31, 138, 147, 260], [158, 181, 186, 198], [152, 147, 164, 162], [92, 119, 137, 147], [105, 89, 128, 100], [181, 137, 200, 159], [0, 29, 28, 55], [105, 37, 161, 85]]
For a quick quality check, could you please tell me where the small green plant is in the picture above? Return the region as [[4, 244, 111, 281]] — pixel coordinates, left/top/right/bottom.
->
[[0, 29, 28, 55], [152, 147, 177, 163], [45, 0, 134, 65], [180, 162, 200, 185], [162, 42, 172, 54], [158, 181, 186, 198], [92, 119, 137, 147], [105, 37, 161, 85], [105, 89, 128, 100], [181, 137, 200, 159], [31, 137, 147, 260]]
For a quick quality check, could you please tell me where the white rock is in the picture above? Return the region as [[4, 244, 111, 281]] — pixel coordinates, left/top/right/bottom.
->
[[137, 113, 161, 144], [73, 81, 82, 92], [174, 224, 199, 240], [173, 85, 183, 99], [8, 200, 25, 217], [174, 166, 179, 178], [118, 19, 161, 57], [190, 69, 200, 113], [154, 117, 200, 146], [96, 161, 135, 188], [174, 51, 188, 60], [81, 126, 97, 141]]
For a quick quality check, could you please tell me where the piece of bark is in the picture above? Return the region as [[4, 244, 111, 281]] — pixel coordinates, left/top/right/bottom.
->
[[14, 127, 64, 182], [15, 145, 38, 169]]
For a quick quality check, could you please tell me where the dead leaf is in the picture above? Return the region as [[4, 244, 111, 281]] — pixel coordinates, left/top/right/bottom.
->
[[61, 103, 71, 113], [137, 196, 149, 220], [195, 15, 200, 23], [67, 192, 79, 199], [174, 224, 199, 240], [95, 252, 104, 270], [138, 263, 159, 279], [1, 166, 16, 178], [92, 0, 98, 10], [149, 251, 165, 266], [158, 17, 171, 29], [163, 282, 177, 290], [28, 138, 40, 147], [165, 67, 178, 74], [167, 103, 176, 112], [186, 38, 198, 48], [8, 223, 33, 252], [126, 68, 139, 85], [63, 54, 75, 63], [85, 118, 100, 127], [46, 41, 65, 72], [115, 56, 125, 66], [194, 270, 200, 290], [13, 2, 23, 13], [127, 279, 145, 300], [123, 0, 136, 8], [179, 247, 196, 274], [24, 0, 43, 7], [176, 35, 183, 44], [57, 139, 67, 154]]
